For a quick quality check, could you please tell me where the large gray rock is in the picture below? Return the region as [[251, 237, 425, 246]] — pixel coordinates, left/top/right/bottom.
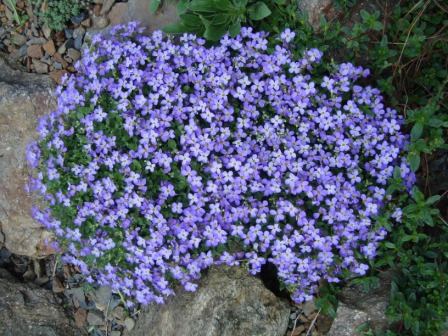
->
[[0, 53, 57, 257], [0, 269, 82, 336], [127, 265, 290, 336], [297, 0, 332, 29], [327, 274, 393, 335]]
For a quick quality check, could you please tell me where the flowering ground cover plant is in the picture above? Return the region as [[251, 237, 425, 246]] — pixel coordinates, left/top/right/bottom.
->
[[26, 21, 415, 306]]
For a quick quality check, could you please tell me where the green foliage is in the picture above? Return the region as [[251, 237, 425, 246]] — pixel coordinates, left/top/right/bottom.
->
[[3, 0, 29, 26], [333, 0, 357, 12], [163, 0, 291, 40], [33, 0, 91, 31]]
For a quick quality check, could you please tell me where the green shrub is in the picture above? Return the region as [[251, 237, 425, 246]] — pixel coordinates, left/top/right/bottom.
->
[[33, 0, 91, 31]]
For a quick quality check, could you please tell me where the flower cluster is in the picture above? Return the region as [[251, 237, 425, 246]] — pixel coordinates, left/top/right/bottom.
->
[[27, 22, 415, 306]]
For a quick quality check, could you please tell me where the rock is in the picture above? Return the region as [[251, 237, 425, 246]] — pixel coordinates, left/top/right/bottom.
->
[[74, 308, 87, 329], [113, 306, 125, 320], [93, 285, 112, 310], [124, 317, 135, 331], [49, 69, 70, 84], [74, 32, 84, 50], [73, 27, 85, 39], [87, 310, 105, 326], [11, 32, 27, 46], [303, 299, 316, 317], [52, 62, 63, 70], [32, 59, 49, 74], [64, 38, 76, 50], [0, 53, 57, 257], [63, 54, 73, 64], [43, 39, 56, 56], [65, 29, 74, 39], [93, 4, 102, 16], [0, 273, 82, 335], [26, 37, 47, 46], [19, 45, 27, 57], [326, 273, 394, 335], [100, 0, 116, 15], [42, 25, 52, 39], [0, 247, 11, 262], [81, 18, 91, 28], [26, 44, 44, 58], [126, 265, 290, 336], [71, 11, 88, 25], [296, 0, 332, 30], [67, 48, 81, 62], [58, 43, 67, 55], [52, 52, 69, 68], [91, 16, 110, 29]]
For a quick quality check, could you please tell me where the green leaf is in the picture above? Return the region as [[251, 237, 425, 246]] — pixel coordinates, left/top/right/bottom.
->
[[211, 13, 229, 25], [228, 19, 241, 37], [188, 0, 220, 12], [384, 242, 396, 249], [163, 22, 203, 34], [213, 0, 235, 11], [179, 13, 203, 26], [411, 123, 423, 140], [426, 195, 440, 205], [408, 154, 420, 172], [149, 0, 161, 15], [176, 0, 189, 15], [203, 21, 228, 41], [360, 10, 370, 22], [247, 2, 271, 20]]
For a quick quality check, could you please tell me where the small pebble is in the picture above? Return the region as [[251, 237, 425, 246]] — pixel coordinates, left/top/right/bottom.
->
[[91, 16, 109, 29], [27, 44, 44, 58], [81, 18, 91, 28], [43, 39, 56, 56], [74, 33, 83, 50], [34, 276, 50, 286], [65, 29, 73, 39], [52, 62, 62, 70], [71, 11, 88, 25], [0, 247, 11, 262], [11, 32, 27, 46], [87, 310, 105, 326], [64, 38, 75, 50], [63, 54, 73, 64], [26, 37, 46, 46], [42, 25, 52, 39], [124, 317, 135, 331]]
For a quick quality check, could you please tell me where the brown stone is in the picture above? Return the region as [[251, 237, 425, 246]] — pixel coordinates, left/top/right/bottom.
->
[[52, 52, 68, 68], [42, 39, 56, 56], [27, 44, 44, 59], [93, 4, 102, 16], [0, 53, 57, 257], [91, 16, 109, 29], [49, 69, 70, 84], [67, 48, 81, 62], [75, 309, 88, 329], [55, 30, 65, 42], [32, 59, 49, 74], [81, 17, 91, 28]]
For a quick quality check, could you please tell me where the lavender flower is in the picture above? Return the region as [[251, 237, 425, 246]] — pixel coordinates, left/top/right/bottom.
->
[[27, 21, 414, 307]]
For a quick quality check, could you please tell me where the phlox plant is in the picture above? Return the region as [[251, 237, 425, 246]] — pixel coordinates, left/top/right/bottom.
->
[[26, 21, 415, 307]]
